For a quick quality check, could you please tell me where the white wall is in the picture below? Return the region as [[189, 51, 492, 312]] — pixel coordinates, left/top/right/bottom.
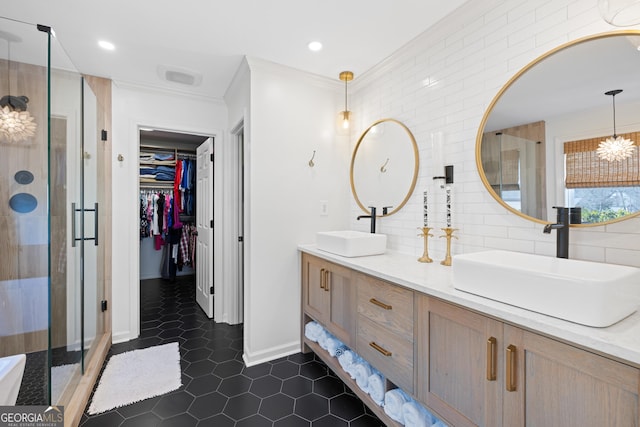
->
[[240, 59, 352, 365], [349, 0, 640, 267], [111, 83, 227, 343]]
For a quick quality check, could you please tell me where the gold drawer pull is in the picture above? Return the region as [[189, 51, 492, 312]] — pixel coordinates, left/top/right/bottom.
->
[[369, 341, 392, 357], [506, 344, 517, 392], [369, 298, 392, 310], [486, 337, 497, 381], [319, 268, 326, 290], [324, 270, 330, 292]]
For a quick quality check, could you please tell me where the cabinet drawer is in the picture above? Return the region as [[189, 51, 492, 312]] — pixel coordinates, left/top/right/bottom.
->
[[356, 273, 414, 342], [357, 315, 414, 394]]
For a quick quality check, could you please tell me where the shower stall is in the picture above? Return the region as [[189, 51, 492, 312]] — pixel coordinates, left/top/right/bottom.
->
[[0, 16, 110, 418]]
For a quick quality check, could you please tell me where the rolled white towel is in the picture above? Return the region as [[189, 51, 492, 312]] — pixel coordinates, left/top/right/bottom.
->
[[334, 344, 348, 358], [402, 400, 434, 427], [317, 328, 330, 350], [325, 336, 345, 357], [354, 360, 373, 393], [384, 388, 411, 424], [304, 321, 322, 342], [367, 371, 385, 406], [338, 350, 356, 376], [345, 354, 362, 380]]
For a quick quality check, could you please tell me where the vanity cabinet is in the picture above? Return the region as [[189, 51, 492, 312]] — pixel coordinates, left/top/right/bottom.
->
[[502, 325, 639, 427], [301, 253, 355, 346], [355, 272, 415, 393], [418, 296, 503, 427], [418, 296, 640, 427]]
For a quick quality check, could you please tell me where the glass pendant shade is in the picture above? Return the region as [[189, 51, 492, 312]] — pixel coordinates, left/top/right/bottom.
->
[[598, 0, 640, 26], [342, 110, 351, 129]]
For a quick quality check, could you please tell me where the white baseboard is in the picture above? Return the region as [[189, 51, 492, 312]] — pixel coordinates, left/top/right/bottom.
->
[[242, 340, 302, 367], [111, 330, 136, 344]]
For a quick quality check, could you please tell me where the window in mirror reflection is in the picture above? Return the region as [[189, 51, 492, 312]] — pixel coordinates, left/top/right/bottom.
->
[[564, 131, 640, 223]]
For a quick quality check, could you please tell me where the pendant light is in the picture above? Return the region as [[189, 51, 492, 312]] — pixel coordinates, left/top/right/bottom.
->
[[598, 0, 640, 26], [339, 71, 353, 129], [0, 33, 37, 143], [596, 89, 635, 162]]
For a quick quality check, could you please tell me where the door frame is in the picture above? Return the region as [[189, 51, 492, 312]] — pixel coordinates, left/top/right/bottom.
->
[[224, 118, 245, 325], [131, 124, 222, 338]]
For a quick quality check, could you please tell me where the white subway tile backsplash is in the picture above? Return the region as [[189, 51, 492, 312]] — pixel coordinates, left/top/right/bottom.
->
[[348, 0, 640, 267], [606, 248, 640, 268], [485, 236, 535, 252]]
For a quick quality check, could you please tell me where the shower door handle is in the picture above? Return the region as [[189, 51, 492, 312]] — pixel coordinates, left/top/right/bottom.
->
[[71, 202, 99, 246], [92, 203, 99, 246], [71, 203, 78, 247]]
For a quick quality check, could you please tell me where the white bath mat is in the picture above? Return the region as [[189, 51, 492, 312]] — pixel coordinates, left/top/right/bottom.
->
[[51, 363, 79, 402], [87, 342, 181, 415]]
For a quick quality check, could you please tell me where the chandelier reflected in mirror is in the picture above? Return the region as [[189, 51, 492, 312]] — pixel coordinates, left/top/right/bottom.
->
[[0, 95, 37, 143], [596, 89, 635, 162], [0, 30, 37, 143]]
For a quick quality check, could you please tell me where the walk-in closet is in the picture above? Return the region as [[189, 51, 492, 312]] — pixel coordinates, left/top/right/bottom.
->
[[139, 130, 208, 282]]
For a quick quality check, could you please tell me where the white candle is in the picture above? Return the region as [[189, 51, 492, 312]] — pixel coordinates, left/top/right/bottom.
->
[[423, 191, 428, 227], [446, 186, 452, 227], [431, 132, 444, 175]]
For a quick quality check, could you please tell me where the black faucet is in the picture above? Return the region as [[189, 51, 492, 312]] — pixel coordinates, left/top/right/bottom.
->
[[357, 206, 377, 233], [543, 206, 576, 259]]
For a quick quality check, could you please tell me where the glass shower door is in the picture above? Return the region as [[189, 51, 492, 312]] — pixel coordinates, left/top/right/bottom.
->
[[48, 32, 103, 405]]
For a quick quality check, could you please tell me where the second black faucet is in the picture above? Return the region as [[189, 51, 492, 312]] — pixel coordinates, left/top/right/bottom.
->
[[357, 206, 377, 233]]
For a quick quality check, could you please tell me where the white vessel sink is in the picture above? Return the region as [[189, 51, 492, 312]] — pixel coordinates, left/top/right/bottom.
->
[[316, 230, 387, 257], [452, 250, 640, 327]]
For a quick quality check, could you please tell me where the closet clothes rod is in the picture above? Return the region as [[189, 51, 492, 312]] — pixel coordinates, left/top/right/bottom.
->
[[177, 153, 197, 160], [140, 182, 174, 190]]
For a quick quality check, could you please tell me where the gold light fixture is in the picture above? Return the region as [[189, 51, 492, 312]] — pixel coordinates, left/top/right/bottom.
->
[[0, 33, 37, 143], [339, 71, 353, 129], [597, 89, 635, 162]]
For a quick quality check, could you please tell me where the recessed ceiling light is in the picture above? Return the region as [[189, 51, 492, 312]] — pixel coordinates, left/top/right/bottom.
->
[[98, 40, 115, 51], [308, 41, 323, 52]]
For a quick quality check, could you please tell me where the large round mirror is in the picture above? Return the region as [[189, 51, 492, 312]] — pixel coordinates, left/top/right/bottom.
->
[[476, 31, 640, 225], [351, 118, 419, 216]]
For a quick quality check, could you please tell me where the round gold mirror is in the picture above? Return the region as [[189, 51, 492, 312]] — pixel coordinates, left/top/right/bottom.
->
[[350, 118, 419, 216], [476, 30, 640, 226]]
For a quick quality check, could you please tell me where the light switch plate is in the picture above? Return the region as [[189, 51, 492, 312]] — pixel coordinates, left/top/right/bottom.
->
[[320, 200, 329, 216]]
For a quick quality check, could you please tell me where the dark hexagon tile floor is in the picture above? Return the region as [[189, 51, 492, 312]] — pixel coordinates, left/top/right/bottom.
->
[[79, 277, 384, 426]]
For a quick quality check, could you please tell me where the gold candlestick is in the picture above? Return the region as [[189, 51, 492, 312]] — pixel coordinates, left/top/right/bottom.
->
[[417, 227, 433, 263], [439, 227, 458, 266]]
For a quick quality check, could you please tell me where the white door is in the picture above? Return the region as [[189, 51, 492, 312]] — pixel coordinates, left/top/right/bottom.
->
[[196, 138, 214, 317]]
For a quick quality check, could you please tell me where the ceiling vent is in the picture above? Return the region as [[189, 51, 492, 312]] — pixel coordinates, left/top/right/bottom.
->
[[157, 65, 202, 87]]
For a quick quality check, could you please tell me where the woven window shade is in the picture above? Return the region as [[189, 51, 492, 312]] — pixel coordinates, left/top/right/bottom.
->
[[500, 149, 520, 191], [564, 132, 640, 188]]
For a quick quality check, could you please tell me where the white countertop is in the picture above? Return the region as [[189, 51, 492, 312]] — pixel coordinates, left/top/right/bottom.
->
[[299, 244, 640, 367]]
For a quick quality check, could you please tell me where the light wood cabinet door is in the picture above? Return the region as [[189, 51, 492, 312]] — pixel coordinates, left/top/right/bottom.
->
[[418, 296, 503, 427], [302, 254, 330, 324], [301, 254, 355, 346], [503, 325, 640, 427]]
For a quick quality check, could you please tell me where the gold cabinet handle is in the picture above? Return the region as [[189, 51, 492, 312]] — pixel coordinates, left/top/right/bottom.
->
[[319, 268, 326, 290], [369, 298, 392, 310], [486, 337, 497, 381], [324, 270, 330, 292], [369, 341, 392, 357], [506, 344, 517, 392]]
